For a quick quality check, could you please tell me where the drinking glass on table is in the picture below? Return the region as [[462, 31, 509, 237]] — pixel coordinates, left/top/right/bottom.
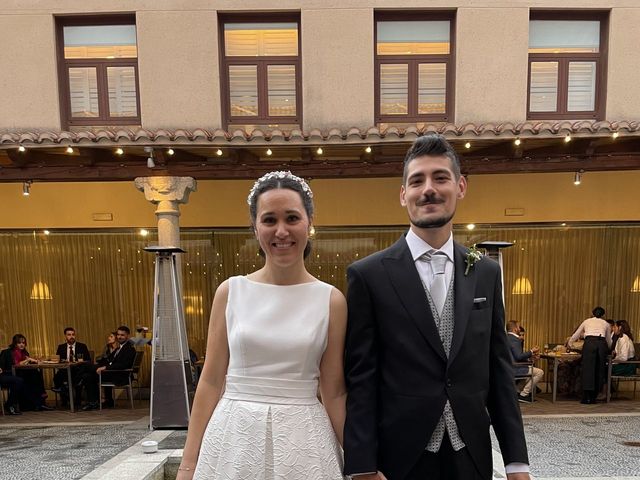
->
[[77, 353, 84, 362]]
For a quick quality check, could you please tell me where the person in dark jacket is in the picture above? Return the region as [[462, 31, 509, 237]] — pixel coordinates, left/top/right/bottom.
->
[[0, 347, 25, 414], [81, 326, 136, 410], [506, 321, 544, 403]]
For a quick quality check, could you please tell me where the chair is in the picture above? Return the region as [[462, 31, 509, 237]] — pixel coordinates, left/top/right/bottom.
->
[[99, 350, 144, 410], [514, 361, 535, 402], [606, 352, 640, 403]]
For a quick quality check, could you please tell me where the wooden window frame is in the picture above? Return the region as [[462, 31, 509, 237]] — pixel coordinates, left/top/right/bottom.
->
[[374, 11, 456, 124], [527, 11, 609, 121], [56, 15, 141, 129], [219, 13, 302, 128]]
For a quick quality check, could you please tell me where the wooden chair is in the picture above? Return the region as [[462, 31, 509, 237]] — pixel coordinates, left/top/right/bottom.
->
[[99, 350, 145, 410], [514, 361, 535, 401], [606, 352, 640, 403]]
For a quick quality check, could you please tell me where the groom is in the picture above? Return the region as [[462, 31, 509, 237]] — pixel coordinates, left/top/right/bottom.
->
[[344, 134, 530, 480]]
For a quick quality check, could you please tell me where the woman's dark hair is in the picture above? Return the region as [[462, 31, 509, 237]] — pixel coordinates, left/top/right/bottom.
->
[[248, 172, 314, 259], [615, 320, 634, 341], [592, 306, 605, 318], [10, 334, 27, 349]]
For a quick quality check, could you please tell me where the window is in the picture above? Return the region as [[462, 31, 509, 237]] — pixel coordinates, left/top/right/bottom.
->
[[56, 16, 140, 128], [527, 12, 608, 120], [375, 12, 455, 124], [220, 15, 301, 128]]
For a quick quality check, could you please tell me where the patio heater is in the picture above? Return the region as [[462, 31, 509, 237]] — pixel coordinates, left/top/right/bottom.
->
[[145, 245, 194, 429], [475, 241, 514, 304]]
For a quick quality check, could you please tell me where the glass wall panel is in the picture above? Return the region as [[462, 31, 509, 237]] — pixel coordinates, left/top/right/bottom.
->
[[229, 65, 259, 116], [529, 62, 558, 112], [567, 61, 596, 112], [418, 63, 446, 114], [377, 21, 450, 55], [225, 23, 298, 56], [380, 64, 409, 115], [63, 25, 137, 59], [107, 66, 138, 117], [267, 65, 296, 116], [68, 67, 99, 117]]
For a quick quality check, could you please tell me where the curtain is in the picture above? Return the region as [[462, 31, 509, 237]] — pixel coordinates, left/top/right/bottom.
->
[[1, 224, 639, 386]]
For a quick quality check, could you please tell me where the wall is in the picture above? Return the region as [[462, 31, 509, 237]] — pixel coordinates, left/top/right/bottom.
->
[[0, 170, 638, 229], [2, 1, 639, 133]]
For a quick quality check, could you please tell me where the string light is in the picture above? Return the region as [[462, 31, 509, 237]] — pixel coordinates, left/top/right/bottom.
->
[[466, 224, 475, 230], [465, 142, 471, 149], [43, 230, 50, 235], [140, 229, 149, 237], [18, 145, 26, 152], [564, 134, 572, 143], [167, 148, 175, 156], [66, 146, 74, 154], [115, 148, 124, 155], [266, 148, 272, 156], [365, 146, 372, 153], [216, 149, 223, 156], [612, 132, 619, 139], [316, 147, 323, 155], [514, 138, 521, 146]]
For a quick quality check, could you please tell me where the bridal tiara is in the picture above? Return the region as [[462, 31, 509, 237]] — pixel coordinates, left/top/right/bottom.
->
[[247, 171, 313, 205]]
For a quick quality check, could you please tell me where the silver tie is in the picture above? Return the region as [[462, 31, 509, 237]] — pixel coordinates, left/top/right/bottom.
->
[[428, 251, 448, 316]]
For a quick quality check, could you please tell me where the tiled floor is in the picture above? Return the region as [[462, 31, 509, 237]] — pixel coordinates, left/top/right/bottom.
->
[[3, 396, 640, 479]]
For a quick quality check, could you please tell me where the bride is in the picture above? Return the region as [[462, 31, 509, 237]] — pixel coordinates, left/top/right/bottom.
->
[[177, 171, 348, 480]]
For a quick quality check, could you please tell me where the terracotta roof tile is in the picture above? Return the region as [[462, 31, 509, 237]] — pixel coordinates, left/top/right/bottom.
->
[[1, 121, 639, 147]]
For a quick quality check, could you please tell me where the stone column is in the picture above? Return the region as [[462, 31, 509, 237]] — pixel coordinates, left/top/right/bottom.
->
[[134, 176, 197, 247]]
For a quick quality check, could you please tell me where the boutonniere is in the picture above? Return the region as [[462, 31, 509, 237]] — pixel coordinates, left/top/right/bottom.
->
[[465, 244, 483, 276]]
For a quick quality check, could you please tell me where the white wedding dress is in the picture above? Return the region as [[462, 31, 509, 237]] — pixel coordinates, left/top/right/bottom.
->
[[193, 276, 346, 480]]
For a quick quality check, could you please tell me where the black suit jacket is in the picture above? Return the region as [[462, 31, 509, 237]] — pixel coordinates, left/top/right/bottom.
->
[[344, 236, 529, 480], [508, 334, 532, 376], [56, 342, 92, 363]]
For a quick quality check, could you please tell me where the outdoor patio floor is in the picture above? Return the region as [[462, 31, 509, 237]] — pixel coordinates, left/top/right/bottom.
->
[[1, 395, 640, 479]]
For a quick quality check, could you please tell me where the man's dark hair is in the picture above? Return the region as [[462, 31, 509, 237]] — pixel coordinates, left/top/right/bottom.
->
[[506, 320, 519, 333], [117, 325, 131, 335], [64, 327, 75, 334], [592, 306, 605, 318], [403, 134, 462, 183]]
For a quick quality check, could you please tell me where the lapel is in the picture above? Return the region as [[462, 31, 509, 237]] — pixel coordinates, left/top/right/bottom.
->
[[382, 235, 447, 362], [448, 242, 477, 365]]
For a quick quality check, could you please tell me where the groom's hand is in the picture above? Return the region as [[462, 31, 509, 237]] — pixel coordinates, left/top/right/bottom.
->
[[353, 472, 387, 480], [507, 473, 531, 480]]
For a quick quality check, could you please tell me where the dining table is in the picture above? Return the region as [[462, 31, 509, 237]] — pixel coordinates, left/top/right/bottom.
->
[[540, 351, 582, 403], [12, 361, 86, 412]]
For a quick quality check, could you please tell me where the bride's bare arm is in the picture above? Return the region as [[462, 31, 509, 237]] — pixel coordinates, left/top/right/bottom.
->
[[319, 287, 348, 446], [177, 280, 231, 478]]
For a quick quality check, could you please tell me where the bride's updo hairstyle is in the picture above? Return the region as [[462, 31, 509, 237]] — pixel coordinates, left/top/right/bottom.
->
[[247, 171, 314, 259]]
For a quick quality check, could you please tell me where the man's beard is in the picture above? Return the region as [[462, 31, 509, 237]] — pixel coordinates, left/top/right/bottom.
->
[[410, 212, 454, 229]]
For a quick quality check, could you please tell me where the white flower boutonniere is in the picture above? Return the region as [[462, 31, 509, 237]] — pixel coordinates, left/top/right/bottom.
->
[[465, 244, 483, 276]]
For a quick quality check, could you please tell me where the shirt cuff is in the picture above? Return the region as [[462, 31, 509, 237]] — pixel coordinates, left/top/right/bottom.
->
[[350, 473, 377, 476], [505, 462, 530, 474]]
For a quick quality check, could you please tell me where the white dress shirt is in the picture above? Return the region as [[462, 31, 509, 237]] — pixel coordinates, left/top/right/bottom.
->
[[570, 317, 612, 348], [615, 334, 635, 361], [66, 343, 76, 361]]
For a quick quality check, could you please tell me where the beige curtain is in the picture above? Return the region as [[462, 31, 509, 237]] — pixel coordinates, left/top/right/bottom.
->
[[1, 224, 639, 386]]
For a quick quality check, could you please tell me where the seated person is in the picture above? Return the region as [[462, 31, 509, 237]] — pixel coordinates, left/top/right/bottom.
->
[[612, 320, 636, 376], [8, 334, 52, 411], [52, 327, 92, 401], [507, 321, 544, 403], [0, 348, 25, 415], [81, 326, 136, 410], [96, 331, 119, 363]]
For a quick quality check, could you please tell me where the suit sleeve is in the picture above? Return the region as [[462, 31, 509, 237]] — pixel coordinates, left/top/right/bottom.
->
[[509, 338, 532, 363], [344, 264, 379, 475], [486, 265, 529, 465], [56, 344, 65, 359]]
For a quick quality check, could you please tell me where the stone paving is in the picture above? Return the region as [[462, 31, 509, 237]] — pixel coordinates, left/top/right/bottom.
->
[[0, 420, 149, 480], [2, 413, 640, 479]]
